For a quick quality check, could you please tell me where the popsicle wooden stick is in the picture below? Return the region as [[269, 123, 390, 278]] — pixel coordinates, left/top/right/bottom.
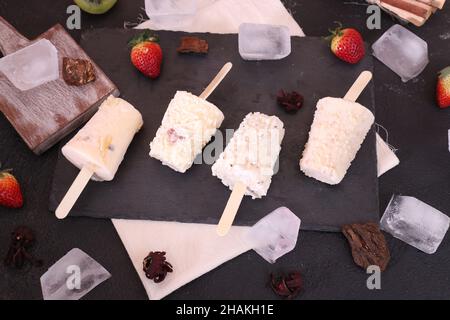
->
[[216, 181, 247, 236], [344, 71, 373, 102], [201, 61, 239, 237], [55, 166, 94, 219], [199, 62, 233, 100]]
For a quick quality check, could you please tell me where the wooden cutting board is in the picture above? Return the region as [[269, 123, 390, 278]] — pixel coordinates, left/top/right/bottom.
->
[[0, 16, 119, 154]]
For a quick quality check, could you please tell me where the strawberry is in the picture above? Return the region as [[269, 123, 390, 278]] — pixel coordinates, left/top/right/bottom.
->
[[436, 66, 450, 109], [129, 30, 163, 79], [0, 169, 23, 209], [328, 23, 365, 64]]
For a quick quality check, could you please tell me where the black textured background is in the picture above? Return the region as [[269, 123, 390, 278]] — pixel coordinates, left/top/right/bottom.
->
[[0, 0, 449, 299]]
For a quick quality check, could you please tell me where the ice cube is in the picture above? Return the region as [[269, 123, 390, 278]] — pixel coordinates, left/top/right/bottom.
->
[[247, 207, 301, 263], [238, 23, 291, 61], [40, 248, 111, 300], [372, 24, 428, 82], [0, 39, 59, 91], [448, 129, 450, 152], [145, 0, 197, 28], [380, 195, 450, 254]]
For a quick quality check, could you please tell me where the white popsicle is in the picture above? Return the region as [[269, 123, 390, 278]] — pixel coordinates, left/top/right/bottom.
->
[[149, 63, 232, 173], [56, 96, 143, 219], [300, 71, 374, 185], [213, 112, 285, 236]]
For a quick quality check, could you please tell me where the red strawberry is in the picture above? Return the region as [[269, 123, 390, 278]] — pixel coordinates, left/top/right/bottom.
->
[[328, 23, 365, 64], [437, 66, 450, 109], [129, 30, 163, 79], [0, 169, 23, 209]]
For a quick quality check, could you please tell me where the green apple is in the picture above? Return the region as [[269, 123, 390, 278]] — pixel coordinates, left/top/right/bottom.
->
[[74, 0, 118, 15]]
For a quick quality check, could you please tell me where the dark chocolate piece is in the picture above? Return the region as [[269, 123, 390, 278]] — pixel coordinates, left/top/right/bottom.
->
[[342, 222, 390, 271], [177, 36, 208, 54], [63, 57, 96, 86]]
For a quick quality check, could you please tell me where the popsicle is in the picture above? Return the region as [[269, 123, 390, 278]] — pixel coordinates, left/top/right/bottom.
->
[[212, 112, 285, 236], [299, 71, 374, 185], [55, 95, 143, 219], [149, 62, 232, 173]]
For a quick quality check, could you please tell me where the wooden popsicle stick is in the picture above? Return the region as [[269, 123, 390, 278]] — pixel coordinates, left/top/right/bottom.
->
[[199, 62, 233, 100], [55, 166, 94, 219], [216, 181, 247, 236], [343, 71, 373, 102]]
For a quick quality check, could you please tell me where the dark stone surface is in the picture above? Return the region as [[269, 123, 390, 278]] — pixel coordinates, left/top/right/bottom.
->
[[0, 0, 449, 299], [49, 30, 379, 231]]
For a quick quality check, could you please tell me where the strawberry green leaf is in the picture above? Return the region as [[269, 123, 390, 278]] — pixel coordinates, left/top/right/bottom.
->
[[326, 21, 344, 42], [128, 30, 159, 48]]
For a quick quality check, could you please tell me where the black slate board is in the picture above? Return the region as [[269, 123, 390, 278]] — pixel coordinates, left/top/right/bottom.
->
[[49, 29, 378, 231]]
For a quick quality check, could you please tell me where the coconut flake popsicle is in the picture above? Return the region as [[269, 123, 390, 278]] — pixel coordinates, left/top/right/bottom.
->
[[56, 95, 143, 219], [213, 112, 285, 236], [149, 63, 232, 173], [300, 71, 374, 185]]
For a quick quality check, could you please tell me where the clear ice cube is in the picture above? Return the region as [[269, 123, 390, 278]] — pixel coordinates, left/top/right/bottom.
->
[[145, 0, 197, 28], [40, 248, 111, 300], [372, 24, 429, 82], [380, 195, 450, 254], [238, 23, 291, 61], [248, 207, 301, 263], [448, 129, 450, 153], [0, 39, 59, 91]]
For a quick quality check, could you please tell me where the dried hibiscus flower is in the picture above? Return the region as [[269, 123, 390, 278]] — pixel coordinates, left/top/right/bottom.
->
[[270, 271, 302, 299], [4, 226, 42, 269], [143, 251, 173, 283], [277, 90, 304, 112]]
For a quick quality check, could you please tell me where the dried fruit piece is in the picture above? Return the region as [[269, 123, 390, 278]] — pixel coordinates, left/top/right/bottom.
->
[[177, 36, 208, 54], [4, 226, 42, 269], [62, 57, 96, 86], [342, 222, 390, 271], [167, 128, 185, 144], [277, 90, 304, 112], [270, 271, 302, 299], [143, 251, 173, 283]]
